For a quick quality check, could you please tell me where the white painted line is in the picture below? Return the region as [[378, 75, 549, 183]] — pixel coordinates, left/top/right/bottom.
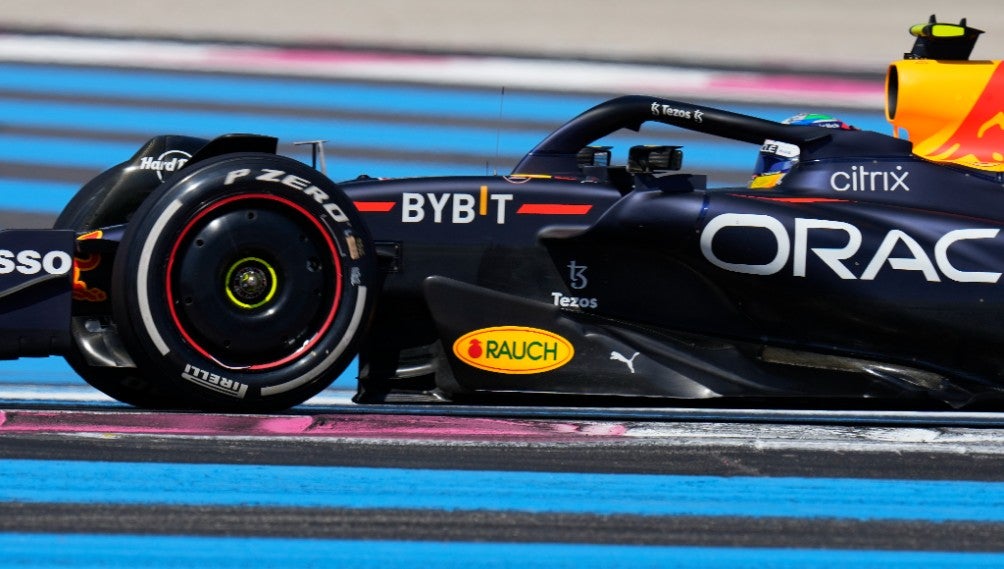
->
[[0, 34, 884, 108], [616, 421, 1004, 454]]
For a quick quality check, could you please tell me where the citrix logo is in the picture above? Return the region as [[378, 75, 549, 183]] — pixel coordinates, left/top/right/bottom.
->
[[830, 165, 910, 192]]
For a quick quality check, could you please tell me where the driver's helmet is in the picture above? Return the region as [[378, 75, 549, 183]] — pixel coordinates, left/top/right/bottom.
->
[[749, 113, 856, 189]]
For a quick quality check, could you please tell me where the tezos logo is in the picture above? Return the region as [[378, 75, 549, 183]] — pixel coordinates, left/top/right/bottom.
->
[[552, 260, 598, 308], [551, 292, 598, 309], [453, 326, 574, 374], [651, 102, 704, 123], [138, 150, 192, 182], [568, 261, 588, 289]]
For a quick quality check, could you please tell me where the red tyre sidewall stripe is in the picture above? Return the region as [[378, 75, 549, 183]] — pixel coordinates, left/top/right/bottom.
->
[[164, 192, 343, 371]]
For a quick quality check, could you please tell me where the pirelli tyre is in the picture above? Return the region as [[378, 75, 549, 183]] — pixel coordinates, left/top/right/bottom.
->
[[111, 153, 376, 411]]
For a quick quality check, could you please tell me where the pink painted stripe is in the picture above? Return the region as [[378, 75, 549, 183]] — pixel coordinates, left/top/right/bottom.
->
[[0, 35, 884, 107], [708, 74, 882, 97], [0, 409, 628, 439], [207, 47, 443, 65]]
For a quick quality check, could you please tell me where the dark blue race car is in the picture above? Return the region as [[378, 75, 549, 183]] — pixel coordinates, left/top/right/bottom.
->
[[6, 16, 1004, 411]]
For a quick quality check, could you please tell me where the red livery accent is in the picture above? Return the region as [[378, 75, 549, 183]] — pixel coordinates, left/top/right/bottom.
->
[[516, 204, 592, 215], [737, 195, 850, 204], [354, 201, 396, 212]]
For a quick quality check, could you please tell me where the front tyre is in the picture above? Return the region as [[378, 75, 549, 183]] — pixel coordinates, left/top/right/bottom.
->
[[112, 154, 376, 411], [56, 166, 185, 408]]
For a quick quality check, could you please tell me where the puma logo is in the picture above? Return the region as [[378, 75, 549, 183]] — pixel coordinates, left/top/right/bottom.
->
[[610, 351, 640, 374]]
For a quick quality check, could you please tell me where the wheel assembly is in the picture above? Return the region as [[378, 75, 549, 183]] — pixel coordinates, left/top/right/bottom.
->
[[112, 153, 376, 411]]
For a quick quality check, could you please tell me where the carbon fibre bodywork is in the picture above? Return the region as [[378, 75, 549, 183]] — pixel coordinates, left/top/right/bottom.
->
[[345, 95, 1004, 407]]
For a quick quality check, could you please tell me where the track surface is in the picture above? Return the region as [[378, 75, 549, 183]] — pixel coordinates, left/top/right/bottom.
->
[[2, 26, 1004, 566], [4, 404, 1004, 566]]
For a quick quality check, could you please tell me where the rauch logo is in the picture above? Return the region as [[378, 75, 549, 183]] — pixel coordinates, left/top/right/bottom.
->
[[452, 326, 574, 374]]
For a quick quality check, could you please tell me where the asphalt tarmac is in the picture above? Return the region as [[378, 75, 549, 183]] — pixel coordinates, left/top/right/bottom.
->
[[3, 416, 1004, 552]]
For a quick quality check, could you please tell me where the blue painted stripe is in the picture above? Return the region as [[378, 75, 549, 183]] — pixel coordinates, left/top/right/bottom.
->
[[0, 62, 597, 122], [0, 99, 757, 166], [0, 133, 140, 168], [0, 99, 528, 150], [0, 357, 80, 384], [3, 459, 1004, 522], [0, 62, 889, 130], [0, 126, 751, 174], [0, 535, 1000, 568], [0, 179, 79, 213]]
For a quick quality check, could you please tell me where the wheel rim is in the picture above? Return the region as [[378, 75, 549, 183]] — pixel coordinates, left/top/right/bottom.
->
[[165, 193, 343, 370]]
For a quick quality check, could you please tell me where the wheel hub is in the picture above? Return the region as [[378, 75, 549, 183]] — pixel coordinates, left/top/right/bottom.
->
[[225, 257, 277, 309]]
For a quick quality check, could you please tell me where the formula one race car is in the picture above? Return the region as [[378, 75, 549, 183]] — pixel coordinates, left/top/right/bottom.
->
[[8, 16, 1004, 411]]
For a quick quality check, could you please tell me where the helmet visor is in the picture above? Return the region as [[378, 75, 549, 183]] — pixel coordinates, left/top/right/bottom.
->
[[754, 152, 796, 176]]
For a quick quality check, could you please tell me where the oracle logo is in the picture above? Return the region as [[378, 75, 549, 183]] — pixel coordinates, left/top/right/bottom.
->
[[700, 213, 1000, 283]]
